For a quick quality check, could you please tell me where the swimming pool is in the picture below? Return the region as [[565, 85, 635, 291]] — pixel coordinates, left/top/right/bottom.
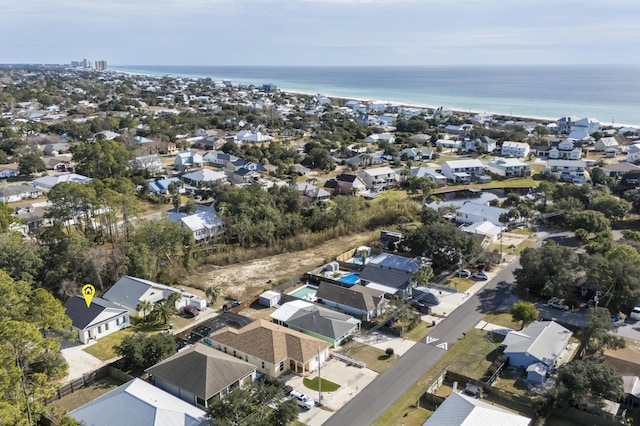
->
[[337, 273, 360, 285], [288, 284, 318, 301]]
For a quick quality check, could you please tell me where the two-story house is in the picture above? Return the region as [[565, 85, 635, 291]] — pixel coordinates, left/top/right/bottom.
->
[[440, 159, 485, 183], [174, 150, 203, 172], [500, 141, 531, 158], [487, 158, 531, 178], [465, 136, 497, 153], [357, 166, 399, 191], [549, 138, 582, 160], [546, 159, 587, 184]]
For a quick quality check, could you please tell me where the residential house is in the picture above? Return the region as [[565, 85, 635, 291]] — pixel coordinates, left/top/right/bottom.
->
[[292, 183, 331, 203], [43, 155, 73, 172], [556, 116, 579, 134], [293, 164, 311, 176], [315, 282, 388, 321], [146, 343, 256, 409], [365, 133, 395, 144], [206, 319, 331, 378], [174, 150, 204, 172], [435, 139, 463, 150], [335, 173, 368, 195], [399, 147, 434, 161], [357, 166, 399, 191], [549, 138, 582, 160], [602, 162, 640, 178], [69, 379, 208, 426], [501, 141, 531, 158], [31, 173, 91, 191], [270, 300, 361, 347], [64, 295, 130, 344], [594, 136, 620, 152], [171, 205, 225, 242], [102, 275, 194, 317], [182, 169, 227, 188], [440, 159, 485, 183], [423, 391, 531, 426], [569, 117, 600, 140], [225, 158, 267, 183], [16, 205, 51, 234], [455, 201, 512, 227], [487, 158, 531, 178], [235, 130, 273, 143], [503, 321, 572, 384], [0, 184, 42, 203], [129, 155, 164, 173], [546, 159, 587, 184], [628, 144, 640, 163], [345, 152, 385, 168], [40, 143, 71, 155], [359, 252, 424, 298], [410, 167, 447, 187], [148, 177, 184, 195], [460, 220, 503, 242], [465, 136, 497, 153], [0, 164, 19, 178], [96, 130, 120, 140]]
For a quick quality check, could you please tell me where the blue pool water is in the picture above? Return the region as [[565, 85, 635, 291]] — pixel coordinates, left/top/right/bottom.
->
[[338, 273, 360, 285], [288, 285, 318, 300]]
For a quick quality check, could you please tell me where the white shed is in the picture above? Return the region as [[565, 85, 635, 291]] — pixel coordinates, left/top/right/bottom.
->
[[259, 291, 281, 308]]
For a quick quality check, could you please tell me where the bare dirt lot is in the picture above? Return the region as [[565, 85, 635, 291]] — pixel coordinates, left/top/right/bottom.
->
[[183, 230, 378, 299]]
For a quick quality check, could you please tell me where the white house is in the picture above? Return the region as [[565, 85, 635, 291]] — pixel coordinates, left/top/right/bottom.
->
[[465, 136, 497, 153], [501, 141, 531, 158], [174, 150, 203, 172], [460, 220, 503, 242], [0, 165, 19, 178], [440, 159, 485, 183], [594, 137, 620, 152], [31, 173, 92, 191], [365, 133, 395, 144], [455, 201, 512, 227], [487, 158, 531, 178], [0, 184, 42, 203], [235, 130, 273, 143], [569, 117, 601, 140], [627, 144, 640, 163], [546, 159, 587, 184], [130, 155, 164, 173], [357, 166, 399, 191], [424, 391, 531, 426], [170, 205, 225, 242], [181, 169, 227, 188], [410, 167, 447, 187], [64, 296, 130, 344], [549, 138, 582, 160]]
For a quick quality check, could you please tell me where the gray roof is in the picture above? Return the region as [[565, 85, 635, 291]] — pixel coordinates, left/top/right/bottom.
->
[[359, 265, 413, 290], [423, 391, 531, 426], [503, 321, 572, 367], [146, 343, 255, 399], [281, 303, 359, 340], [315, 282, 386, 312], [102, 276, 175, 310], [70, 378, 207, 426], [64, 295, 127, 330]]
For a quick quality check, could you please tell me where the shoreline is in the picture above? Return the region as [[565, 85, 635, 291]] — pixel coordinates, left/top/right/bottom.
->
[[110, 67, 640, 130]]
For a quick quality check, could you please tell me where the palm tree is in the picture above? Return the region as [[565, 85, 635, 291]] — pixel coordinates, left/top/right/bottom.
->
[[205, 285, 222, 306], [136, 300, 153, 321], [148, 301, 176, 325]]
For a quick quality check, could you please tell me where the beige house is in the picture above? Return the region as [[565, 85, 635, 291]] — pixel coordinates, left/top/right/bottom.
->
[[207, 319, 330, 378]]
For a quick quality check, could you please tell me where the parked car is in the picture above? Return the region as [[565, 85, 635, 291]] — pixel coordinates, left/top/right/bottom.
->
[[471, 272, 488, 281], [548, 299, 569, 311], [455, 269, 471, 278], [283, 385, 293, 396], [223, 300, 242, 311], [290, 390, 315, 410], [184, 305, 200, 317], [629, 306, 640, 321]]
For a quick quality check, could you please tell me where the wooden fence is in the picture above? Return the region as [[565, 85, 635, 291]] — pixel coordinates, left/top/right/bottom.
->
[[44, 365, 132, 406]]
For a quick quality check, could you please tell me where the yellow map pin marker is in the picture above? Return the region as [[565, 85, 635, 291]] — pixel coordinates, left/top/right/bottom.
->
[[82, 284, 95, 308]]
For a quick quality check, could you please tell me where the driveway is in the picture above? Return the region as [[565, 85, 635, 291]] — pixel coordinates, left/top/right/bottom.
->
[[537, 304, 588, 328], [60, 340, 109, 382], [614, 318, 640, 342]]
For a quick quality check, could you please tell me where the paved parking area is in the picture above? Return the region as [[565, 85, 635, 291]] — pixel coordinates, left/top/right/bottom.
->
[[282, 358, 379, 425]]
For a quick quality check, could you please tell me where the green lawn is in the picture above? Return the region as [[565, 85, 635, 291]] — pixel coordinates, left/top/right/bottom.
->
[[47, 376, 124, 414], [405, 321, 434, 342], [346, 342, 397, 373], [445, 329, 502, 379], [82, 321, 171, 361], [446, 277, 475, 293], [482, 312, 522, 330], [303, 377, 341, 392], [372, 329, 502, 426]]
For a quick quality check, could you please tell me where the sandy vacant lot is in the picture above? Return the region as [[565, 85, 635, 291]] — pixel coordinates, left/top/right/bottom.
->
[[183, 230, 378, 299]]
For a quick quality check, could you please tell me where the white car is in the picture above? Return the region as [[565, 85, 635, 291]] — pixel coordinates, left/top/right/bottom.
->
[[471, 272, 488, 281], [548, 299, 569, 311], [630, 306, 640, 321], [455, 269, 471, 278], [290, 390, 315, 410]]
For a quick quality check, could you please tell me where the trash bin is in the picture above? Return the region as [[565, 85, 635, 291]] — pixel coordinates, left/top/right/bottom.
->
[[432, 320, 436, 326], [169, 323, 174, 330]]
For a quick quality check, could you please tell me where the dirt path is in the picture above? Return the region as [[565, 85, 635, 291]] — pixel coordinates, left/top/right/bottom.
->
[[183, 230, 378, 299]]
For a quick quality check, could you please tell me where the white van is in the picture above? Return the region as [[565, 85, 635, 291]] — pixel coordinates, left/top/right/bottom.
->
[[630, 306, 640, 321]]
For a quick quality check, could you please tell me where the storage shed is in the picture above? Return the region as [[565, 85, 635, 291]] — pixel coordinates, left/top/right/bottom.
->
[[259, 291, 281, 308]]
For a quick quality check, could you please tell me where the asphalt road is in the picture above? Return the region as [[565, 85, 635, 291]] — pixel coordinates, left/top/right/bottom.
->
[[324, 260, 520, 426]]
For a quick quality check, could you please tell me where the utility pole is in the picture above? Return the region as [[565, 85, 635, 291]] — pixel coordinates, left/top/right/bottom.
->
[[317, 348, 322, 406]]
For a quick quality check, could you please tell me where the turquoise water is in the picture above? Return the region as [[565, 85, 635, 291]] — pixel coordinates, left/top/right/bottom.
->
[[337, 273, 360, 285], [112, 65, 640, 126], [288, 285, 318, 300]]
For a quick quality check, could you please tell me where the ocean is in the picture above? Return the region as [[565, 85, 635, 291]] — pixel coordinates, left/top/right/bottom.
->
[[111, 65, 640, 127]]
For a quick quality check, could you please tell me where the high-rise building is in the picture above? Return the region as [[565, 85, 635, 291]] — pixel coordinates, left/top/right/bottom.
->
[[95, 60, 108, 71]]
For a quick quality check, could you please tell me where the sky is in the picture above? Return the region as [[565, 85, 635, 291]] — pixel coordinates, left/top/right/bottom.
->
[[1, 0, 639, 66]]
